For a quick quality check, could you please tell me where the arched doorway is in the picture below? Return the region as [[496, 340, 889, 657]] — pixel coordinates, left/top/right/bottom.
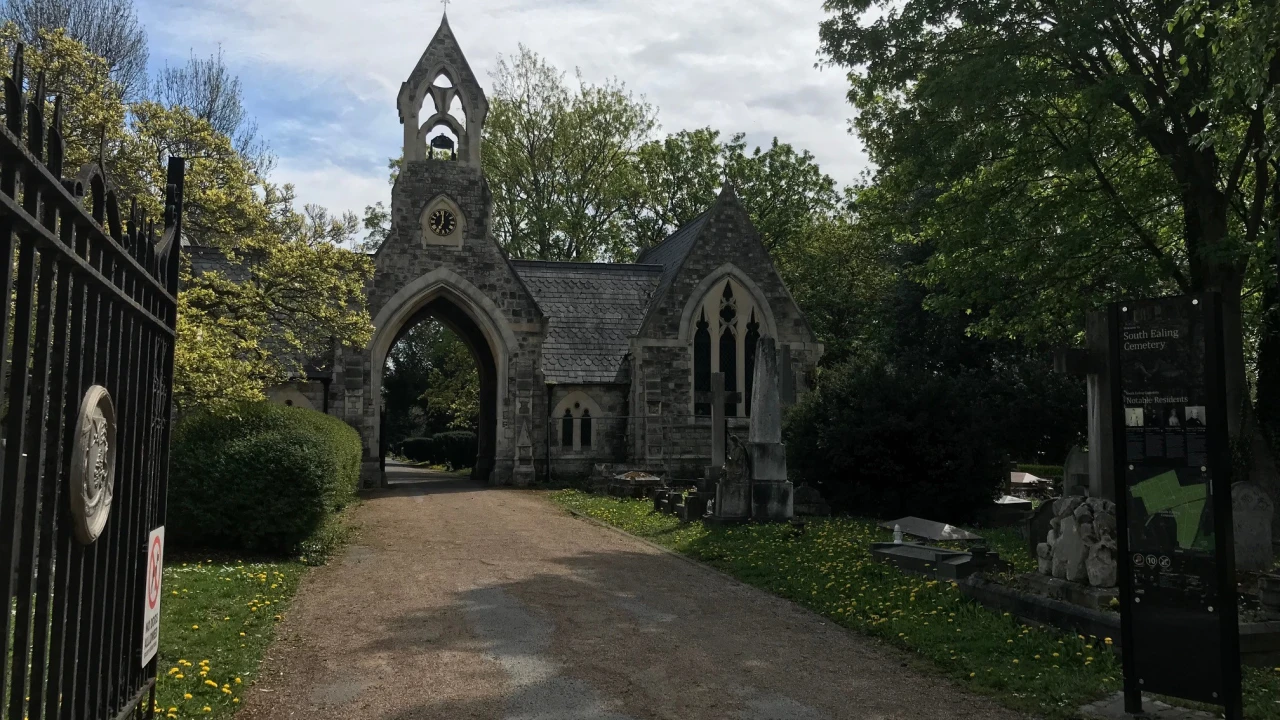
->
[[366, 269, 515, 486], [382, 299, 497, 482]]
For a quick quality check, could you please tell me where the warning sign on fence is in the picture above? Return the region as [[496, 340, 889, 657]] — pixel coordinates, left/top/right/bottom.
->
[[141, 526, 164, 666]]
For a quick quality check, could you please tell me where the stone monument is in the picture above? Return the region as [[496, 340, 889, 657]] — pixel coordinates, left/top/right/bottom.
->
[[1036, 496, 1118, 587], [1062, 445, 1090, 497], [1232, 481, 1275, 572], [710, 433, 752, 522], [747, 337, 793, 521]]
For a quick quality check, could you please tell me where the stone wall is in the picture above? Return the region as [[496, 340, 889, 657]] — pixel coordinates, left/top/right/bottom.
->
[[335, 155, 549, 487], [546, 384, 628, 481]]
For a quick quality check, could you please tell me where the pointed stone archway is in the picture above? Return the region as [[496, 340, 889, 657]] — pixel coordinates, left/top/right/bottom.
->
[[365, 268, 517, 486]]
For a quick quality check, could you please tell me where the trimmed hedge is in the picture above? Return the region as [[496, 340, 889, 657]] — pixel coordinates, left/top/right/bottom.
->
[[786, 360, 1007, 523], [1016, 463, 1064, 481], [398, 430, 477, 469], [168, 402, 362, 554]]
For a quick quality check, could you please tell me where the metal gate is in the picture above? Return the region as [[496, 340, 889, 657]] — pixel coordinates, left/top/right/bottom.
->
[[0, 44, 185, 720]]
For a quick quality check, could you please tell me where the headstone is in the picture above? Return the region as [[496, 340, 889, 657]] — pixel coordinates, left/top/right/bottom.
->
[[746, 338, 792, 521], [878, 516, 983, 543], [980, 495, 1034, 527], [1063, 445, 1090, 497], [893, 524, 903, 544], [793, 483, 830, 516], [1259, 573, 1280, 620], [710, 434, 752, 523], [1027, 501, 1056, 559], [1232, 481, 1275, 572]]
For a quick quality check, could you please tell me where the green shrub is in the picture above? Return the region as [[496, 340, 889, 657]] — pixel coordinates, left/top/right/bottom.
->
[[398, 430, 477, 469], [168, 402, 362, 554], [1016, 464, 1064, 481], [399, 436, 433, 462], [785, 360, 1006, 523]]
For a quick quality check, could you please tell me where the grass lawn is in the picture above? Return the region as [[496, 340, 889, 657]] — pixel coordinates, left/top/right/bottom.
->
[[549, 490, 1280, 720], [151, 556, 305, 719]]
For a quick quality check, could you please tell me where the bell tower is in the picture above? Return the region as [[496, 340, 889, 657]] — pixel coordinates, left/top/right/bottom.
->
[[396, 12, 488, 166]]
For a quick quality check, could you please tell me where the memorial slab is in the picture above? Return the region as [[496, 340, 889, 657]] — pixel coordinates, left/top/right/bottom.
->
[[877, 516, 983, 543]]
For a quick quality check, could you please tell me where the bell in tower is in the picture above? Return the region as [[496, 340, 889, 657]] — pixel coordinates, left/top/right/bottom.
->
[[429, 133, 457, 161]]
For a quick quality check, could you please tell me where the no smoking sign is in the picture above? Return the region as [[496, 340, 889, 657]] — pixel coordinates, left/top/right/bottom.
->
[[141, 526, 164, 666]]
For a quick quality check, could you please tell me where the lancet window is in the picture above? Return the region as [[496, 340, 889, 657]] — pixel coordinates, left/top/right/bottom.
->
[[691, 277, 762, 418]]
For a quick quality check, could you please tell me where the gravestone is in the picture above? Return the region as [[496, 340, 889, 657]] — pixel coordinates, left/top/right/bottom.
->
[[1232, 481, 1275, 572], [746, 337, 793, 521], [793, 483, 830, 516], [870, 541, 1011, 581], [710, 434, 752, 523], [1063, 445, 1090, 497], [878, 516, 983, 542]]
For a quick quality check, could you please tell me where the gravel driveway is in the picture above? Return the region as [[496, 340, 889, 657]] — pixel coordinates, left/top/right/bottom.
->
[[237, 463, 1027, 720]]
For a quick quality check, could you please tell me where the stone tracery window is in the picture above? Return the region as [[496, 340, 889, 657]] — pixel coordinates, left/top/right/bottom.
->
[[691, 277, 763, 418]]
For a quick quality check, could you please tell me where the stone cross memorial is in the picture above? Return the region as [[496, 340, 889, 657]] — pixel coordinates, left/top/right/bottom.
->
[[695, 372, 741, 492]]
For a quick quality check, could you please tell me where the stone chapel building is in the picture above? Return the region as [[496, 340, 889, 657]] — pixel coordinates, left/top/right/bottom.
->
[[264, 15, 824, 487]]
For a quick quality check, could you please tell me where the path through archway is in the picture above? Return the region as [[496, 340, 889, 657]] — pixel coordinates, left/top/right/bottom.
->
[[381, 299, 498, 482]]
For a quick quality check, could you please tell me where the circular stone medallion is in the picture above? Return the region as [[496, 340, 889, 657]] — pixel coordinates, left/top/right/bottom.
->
[[70, 385, 117, 544]]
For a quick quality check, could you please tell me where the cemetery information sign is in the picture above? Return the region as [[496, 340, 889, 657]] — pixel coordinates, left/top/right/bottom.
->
[[1109, 294, 1240, 718]]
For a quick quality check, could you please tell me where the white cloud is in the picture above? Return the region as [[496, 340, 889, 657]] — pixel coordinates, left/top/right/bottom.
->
[[134, 0, 869, 218]]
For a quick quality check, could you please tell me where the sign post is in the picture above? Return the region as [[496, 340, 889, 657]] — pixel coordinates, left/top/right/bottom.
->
[[1108, 293, 1241, 719], [141, 526, 165, 667]]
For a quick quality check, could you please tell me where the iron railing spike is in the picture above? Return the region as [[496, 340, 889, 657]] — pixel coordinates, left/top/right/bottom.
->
[[46, 95, 65, 177], [26, 71, 44, 157], [5, 45, 22, 135]]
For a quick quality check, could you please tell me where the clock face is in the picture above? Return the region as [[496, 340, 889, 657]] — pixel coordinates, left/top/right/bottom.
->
[[429, 208, 457, 236]]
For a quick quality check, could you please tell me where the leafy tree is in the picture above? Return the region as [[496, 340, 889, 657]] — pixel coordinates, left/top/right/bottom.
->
[[0, 23, 124, 173], [623, 127, 725, 251], [383, 320, 479, 445], [622, 128, 842, 257], [151, 46, 272, 175], [2, 27, 373, 412], [483, 44, 656, 261], [819, 0, 1280, 454], [1, 0, 146, 97], [724, 135, 841, 256]]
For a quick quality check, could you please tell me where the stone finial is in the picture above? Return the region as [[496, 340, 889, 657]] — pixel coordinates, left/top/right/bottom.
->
[[748, 337, 781, 445], [893, 524, 903, 544]]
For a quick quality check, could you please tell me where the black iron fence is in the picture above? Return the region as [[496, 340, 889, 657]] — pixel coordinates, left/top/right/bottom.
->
[[0, 44, 185, 720]]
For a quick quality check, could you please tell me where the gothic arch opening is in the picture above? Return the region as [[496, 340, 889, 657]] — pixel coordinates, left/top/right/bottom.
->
[[369, 273, 512, 485], [382, 300, 497, 481]]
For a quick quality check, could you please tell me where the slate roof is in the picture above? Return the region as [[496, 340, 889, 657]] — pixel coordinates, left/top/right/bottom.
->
[[635, 211, 709, 302], [510, 260, 663, 384]]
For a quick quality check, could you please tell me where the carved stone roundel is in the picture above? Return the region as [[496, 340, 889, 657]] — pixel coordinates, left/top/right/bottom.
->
[[70, 385, 117, 545]]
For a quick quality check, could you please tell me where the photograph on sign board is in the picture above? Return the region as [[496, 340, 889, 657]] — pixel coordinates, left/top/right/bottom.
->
[[1125, 407, 1144, 427]]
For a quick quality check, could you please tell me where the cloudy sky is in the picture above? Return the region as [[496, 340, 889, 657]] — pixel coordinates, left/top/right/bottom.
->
[[132, 0, 869, 229]]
